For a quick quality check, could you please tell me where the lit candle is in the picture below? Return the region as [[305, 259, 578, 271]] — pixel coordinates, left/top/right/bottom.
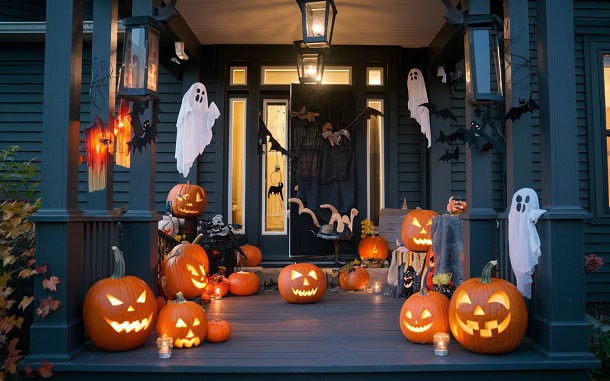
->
[[312, 23, 323, 36], [214, 287, 222, 300], [157, 336, 173, 359], [433, 332, 450, 356], [373, 281, 382, 294]]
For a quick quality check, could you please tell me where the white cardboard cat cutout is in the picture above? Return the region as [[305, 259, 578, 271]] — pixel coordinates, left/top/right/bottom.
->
[[407, 68, 431, 148], [508, 188, 546, 298], [175, 82, 220, 177]]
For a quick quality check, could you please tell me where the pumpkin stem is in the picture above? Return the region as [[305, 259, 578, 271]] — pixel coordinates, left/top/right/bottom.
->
[[110, 246, 125, 279], [175, 291, 186, 303], [192, 233, 204, 245], [480, 260, 498, 284]]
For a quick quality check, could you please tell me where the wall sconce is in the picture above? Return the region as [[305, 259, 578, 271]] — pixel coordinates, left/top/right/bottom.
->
[[294, 40, 327, 84], [297, 0, 337, 48], [463, 14, 504, 104], [175, 41, 189, 61], [113, 99, 131, 168], [85, 116, 114, 192]]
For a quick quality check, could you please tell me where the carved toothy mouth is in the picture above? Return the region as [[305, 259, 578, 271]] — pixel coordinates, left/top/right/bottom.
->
[[178, 208, 202, 214], [403, 321, 433, 333], [104, 313, 153, 333], [455, 312, 512, 337], [191, 278, 207, 289], [292, 287, 318, 297], [412, 238, 432, 246], [174, 337, 201, 348]]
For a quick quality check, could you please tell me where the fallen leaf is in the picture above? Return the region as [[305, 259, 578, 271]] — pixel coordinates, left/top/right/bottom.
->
[[2, 287, 13, 297], [2, 255, 15, 267], [34, 264, 48, 275], [26, 259, 36, 268], [36, 297, 61, 319], [0, 315, 24, 334], [42, 276, 60, 292], [18, 296, 33, 311], [38, 360, 54, 378], [18, 268, 37, 279]]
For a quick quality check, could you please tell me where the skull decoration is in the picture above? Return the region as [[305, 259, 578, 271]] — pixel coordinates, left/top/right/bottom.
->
[[399, 289, 450, 344], [401, 208, 439, 252], [167, 180, 207, 218], [156, 292, 208, 348], [278, 263, 327, 304]]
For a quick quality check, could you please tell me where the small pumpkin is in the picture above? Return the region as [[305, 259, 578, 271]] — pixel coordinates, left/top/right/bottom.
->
[[156, 292, 207, 348], [447, 196, 467, 215], [167, 180, 207, 218], [399, 288, 450, 344], [339, 264, 370, 291], [228, 271, 260, 296], [206, 319, 231, 343], [358, 236, 389, 268], [449, 260, 528, 354], [83, 247, 157, 352], [401, 208, 439, 252], [278, 263, 327, 304], [160, 235, 210, 300], [206, 280, 229, 297], [237, 244, 263, 267]]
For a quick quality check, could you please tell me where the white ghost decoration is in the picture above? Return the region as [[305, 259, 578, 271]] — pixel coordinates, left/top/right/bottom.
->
[[407, 68, 431, 148], [175, 82, 220, 177], [508, 188, 546, 298]]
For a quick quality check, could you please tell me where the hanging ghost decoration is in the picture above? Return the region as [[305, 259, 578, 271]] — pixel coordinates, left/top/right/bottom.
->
[[508, 188, 546, 298], [407, 69, 431, 148], [175, 82, 220, 177]]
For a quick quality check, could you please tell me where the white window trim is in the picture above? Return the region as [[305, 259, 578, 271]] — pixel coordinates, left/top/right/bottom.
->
[[227, 98, 247, 233], [230, 66, 248, 86], [366, 99, 385, 221]]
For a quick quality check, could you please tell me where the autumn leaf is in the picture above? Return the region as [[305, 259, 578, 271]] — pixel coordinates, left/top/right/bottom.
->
[[24, 365, 33, 377], [23, 248, 35, 258], [38, 360, 54, 379], [18, 296, 33, 311], [2, 287, 13, 297], [1, 338, 22, 374], [0, 273, 9, 288], [2, 255, 15, 267], [18, 268, 37, 279], [0, 334, 6, 345], [26, 258, 36, 268], [36, 297, 61, 319], [34, 263, 48, 275], [42, 276, 60, 292], [0, 315, 24, 334]]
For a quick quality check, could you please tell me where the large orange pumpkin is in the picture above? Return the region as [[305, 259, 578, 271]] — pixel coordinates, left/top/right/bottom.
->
[[399, 288, 450, 344], [161, 237, 209, 300], [167, 180, 207, 218], [358, 236, 389, 268], [228, 271, 259, 296], [83, 247, 157, 352], [206, 319, 231, 343], [156, 292, 207, 348], [339, 265, 370, 291], [401, 208, 439, 252], [449, 260, 528, 354], [278, 263, 327, 304], [237, 244, 263, 267]]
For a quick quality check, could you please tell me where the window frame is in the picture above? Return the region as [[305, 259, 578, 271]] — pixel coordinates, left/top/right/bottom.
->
[[366, 98, 385, 224], [227, 98, 248, 233]]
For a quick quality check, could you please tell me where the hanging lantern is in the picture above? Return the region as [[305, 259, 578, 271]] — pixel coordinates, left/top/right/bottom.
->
[[294, 40, 327, 84], [118, 16, 162, 101], [297, 0, 337, 48], [463, 14, 504, 104], [85, 116, 114, 192], [114, 98, 132, 168]]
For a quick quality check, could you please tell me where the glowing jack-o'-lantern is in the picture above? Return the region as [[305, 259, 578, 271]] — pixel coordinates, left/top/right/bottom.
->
[[167, 181, 207, 218], [161, 237, 209, 300], [401, 208, 439, 252], [156, 292, 207, 348], [399, 288, 450, 344], [449, 260, 528, 354], [358, 236, 389, 268], [278, 263, 327, 304], [83, 246, 157, 352]]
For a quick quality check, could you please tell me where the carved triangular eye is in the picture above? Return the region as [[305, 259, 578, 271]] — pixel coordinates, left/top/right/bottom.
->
[[426, 219, 432, 226], [193, 318, 201, 326], [199, 265, 206, 277], [176, 318, 187, 328], [106, 294, 123, 306], [187, 264, 199, 276], [412, 217, 421, 228], [291, 270, 303, 280], [487, 291, 510, 309], [307, 270, 318, 280], [456, 291, 472, 307], [405, 310, 413, 319], [421, 309, 432, 319], [137, 290, 146, 304], [196, 193, 203, 202]]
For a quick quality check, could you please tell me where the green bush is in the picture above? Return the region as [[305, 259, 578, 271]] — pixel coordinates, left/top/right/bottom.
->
[[0, 145, 39, 201]]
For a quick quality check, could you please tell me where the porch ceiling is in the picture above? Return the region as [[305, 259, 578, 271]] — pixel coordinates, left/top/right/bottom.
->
[[176, 0, 449, 48]]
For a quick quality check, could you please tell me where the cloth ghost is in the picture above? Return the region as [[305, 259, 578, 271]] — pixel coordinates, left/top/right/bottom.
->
[[508, 188, 547, 298], [175, 82, 220, 177], [407, 68, 431, 148]]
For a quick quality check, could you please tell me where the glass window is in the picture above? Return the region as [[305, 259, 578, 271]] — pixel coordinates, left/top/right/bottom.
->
[[261, 66, 351, 85], [604, 55, 610, 207], [228, 99, 247, 232], [367, 67, 383, 86], [367, 99, 384, 224], [230, 66, 247, 86]]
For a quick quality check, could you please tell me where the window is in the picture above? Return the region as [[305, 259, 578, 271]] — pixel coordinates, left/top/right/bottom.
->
[[367, 99, 384, 224], [367, 67, 383, 86], [228, 99, 247, 232], [604, 54, 610, 208], [230, 66, 247, 86], [261, 66, 352, 85]]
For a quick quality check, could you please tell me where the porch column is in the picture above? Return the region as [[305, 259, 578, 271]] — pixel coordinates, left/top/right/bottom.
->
[[460, 0, 497, 279], [28, 0, 85, 362], [123, 0, 160, 292], [533, 0, 594, 359]]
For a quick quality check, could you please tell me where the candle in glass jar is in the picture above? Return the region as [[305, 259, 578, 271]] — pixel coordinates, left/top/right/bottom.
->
[[157, 336, 173, 359], [214, 287, 222, 300], [433, 332, 450, 356], [373, 281, 382, 293]]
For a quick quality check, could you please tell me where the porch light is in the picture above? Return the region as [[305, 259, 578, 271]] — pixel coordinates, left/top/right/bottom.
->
[[118, 16, 162, 101], [463, 14, 504, 104], [298, 0, 337, 48], [294, 40, 327, 84]]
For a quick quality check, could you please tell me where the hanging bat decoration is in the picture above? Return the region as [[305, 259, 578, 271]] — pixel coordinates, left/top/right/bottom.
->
[[267, 182, 284, 201], [321, 122, 351, 147], [505, 96, 540, 121], [436, 127, 466, 145], [465, 121, 504, 155], [257, 115, 296, 157], [290, 106, 320, 122], [127, 100, 159, 153], [343, 107, 384, 131], [438, 145, 460, 162], [419, 102, 457, 123]]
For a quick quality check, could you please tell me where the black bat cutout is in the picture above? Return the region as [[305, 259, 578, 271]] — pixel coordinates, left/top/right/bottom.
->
[[127, 100, 159, 154], [438, 145, 460, 162], [505, 97, 540, 121], [258, 115, 297, 158], [343, 107, 384, 131], [267, 182, 284, 201], [436, 127, 466, 145], [419, 102, 457, 123], [465, 121, 504, 155]]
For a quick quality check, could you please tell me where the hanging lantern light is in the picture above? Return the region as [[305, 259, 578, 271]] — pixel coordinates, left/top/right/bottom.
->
[[118, 16, 162, 101], [85, 116, 114, 192], [463, 14, 504, 104], [114, 98, 132, 168], [294, 40, 327, 84], [297, 0, 337, 48]]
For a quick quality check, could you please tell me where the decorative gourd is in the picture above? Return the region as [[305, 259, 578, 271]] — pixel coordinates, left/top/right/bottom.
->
[[83, 247, 157, 352], [228, 271, 260, 296], [156, 292, 207, 348], [237, 244, 263, 267], [399, 288, 450, 344], [160, 236, 209, 300], [339, 264, 370, 291], [206, 319, 231, 343], [449, 260, 528, 354], [401, 208, 439, 252], [278, 263, 327, 304], [358, 236, 389, 268], [167, 180, 207, 218]]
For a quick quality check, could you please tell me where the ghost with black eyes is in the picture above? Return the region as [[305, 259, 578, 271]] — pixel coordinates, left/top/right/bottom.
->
[[508, 188, 546, 298]]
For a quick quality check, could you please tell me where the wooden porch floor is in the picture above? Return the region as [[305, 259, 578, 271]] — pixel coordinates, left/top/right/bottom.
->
[[49, 291, 596, 380]]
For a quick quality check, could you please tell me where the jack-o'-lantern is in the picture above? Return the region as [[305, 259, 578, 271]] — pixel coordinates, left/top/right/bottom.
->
[[156, 292, 207, 348], [83, 246, 157, 352], [424, 248, 436, 291], [237, 244, 263, 267], [206, 319, 231, 343], [449, 260, 528, 354], [401, 208, 439, 252], [167, 180, 207, 218], [278, 263, 327, 304], [339, 262, 370, 291], [228, 271, 260, 296], [399, 288, 450, 344], [358, 236, 389, 268], [161, 238, 209, 300]]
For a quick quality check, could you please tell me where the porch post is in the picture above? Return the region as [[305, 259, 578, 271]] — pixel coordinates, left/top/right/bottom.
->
[[460, 0, 497, 279], [532, 0, 594, 359], [28, 0, 85, 362]]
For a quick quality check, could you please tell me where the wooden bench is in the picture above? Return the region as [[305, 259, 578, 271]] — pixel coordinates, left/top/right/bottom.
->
[[377, 208, 409, 250]]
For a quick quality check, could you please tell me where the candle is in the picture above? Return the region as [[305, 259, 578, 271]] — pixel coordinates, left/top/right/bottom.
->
[[157, 336, 173, 359], [372, 281, 382, 294], [433, 332, 450, 356], [214, 287, 222, 300]]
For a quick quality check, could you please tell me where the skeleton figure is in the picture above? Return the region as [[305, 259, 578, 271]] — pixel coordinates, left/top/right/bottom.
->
[[407, 68, 431, 148]]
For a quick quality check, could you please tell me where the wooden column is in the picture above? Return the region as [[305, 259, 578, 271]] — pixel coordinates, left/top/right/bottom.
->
[[28, 0, 85, 362]]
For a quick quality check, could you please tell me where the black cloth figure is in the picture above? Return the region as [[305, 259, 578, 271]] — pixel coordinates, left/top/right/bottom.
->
[[431, 215, 465, 286]]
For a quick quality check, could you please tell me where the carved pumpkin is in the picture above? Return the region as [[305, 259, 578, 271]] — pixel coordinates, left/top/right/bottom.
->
[[83, 247, 157, 352], [206, 319, 231, 343], [424, 248, 436, 291], [206, 279, 229, 297], [401, 208, 439, 252], [228, 271, 259, 296], [339, 265, 370, 291], [156, 292, 207, 348], [358, 236, 389, 268], [399, 288, 450, 344], [161, 237, 209, 300], [449, 260, 528, 354], [167, 180, 207, 218], [237, 244, 263, 267], [278, 263, 327, 304]]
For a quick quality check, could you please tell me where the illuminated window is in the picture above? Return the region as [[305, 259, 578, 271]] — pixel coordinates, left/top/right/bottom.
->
[[367, 67, 383, 86], [262, 100, 288, 234], [228, 99, 247, 232], [230, 66, 247, 86], [261, 66, 351, 85], [604, 55, 610, 207], [367, 99, 384, 224]]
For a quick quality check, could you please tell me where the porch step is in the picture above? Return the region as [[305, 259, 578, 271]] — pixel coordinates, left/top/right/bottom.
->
[[240, 266, 390, 288]]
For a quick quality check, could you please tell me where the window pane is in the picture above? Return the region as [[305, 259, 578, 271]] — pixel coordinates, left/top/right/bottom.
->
[[231, 67, 247, 85], [367, 99, 384, 224], [367, 67, 383, 86], [604, 55, 610, 131], [261, 66, 351, 85], [322, 67, 351, 85], [229, 99, 246, 230]]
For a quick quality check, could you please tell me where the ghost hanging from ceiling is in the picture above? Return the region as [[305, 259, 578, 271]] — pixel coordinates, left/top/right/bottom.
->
[[508, 188, 547, 298], [407, 68, 431, 148], [175, 82, 220, 177]]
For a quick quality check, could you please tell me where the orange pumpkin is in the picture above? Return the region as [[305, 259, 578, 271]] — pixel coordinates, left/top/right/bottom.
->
[[399, 288, 450, 344], [156, 292, 207, 348], [401, 208, 439, 252], [278, 263, 327, 304], [424, 248, 436, 291], [167, 180, 207, 218], [206, 319, 231, 343], [161, 238, 209, 300], [228, 271, 260, 296], [206, 280, 229, 297], [83, 247, 157, 352], [237, 244, 263, 267], [447, 196, 467, 215], [339, 265, 370, 291], [358, 236, 389, 268], [449, 260, 528, 354]]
